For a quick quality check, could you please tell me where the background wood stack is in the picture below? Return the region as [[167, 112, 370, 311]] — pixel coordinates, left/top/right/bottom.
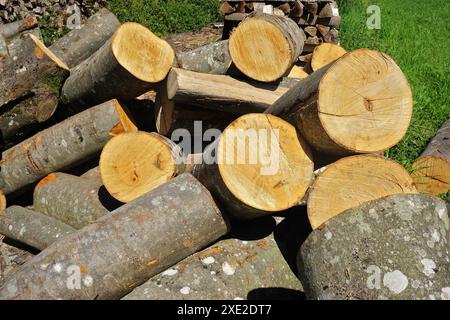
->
[[220, 0, 341, 54]]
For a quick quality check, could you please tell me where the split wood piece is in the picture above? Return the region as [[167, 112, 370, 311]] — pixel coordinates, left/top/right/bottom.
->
[[0, 17, 38, 39], [229, 12, 305, 82], [192, 113, 314, 220], [277, 3, 292, 15], [412, 119, 450, 195], [0, 33, 69, 108], [265, 49, 413, 156], [33, 173, 112, 229], [323, 28, 339, 43], [288, 65, 309, 79], [0, 206, 75, 251], [307, 155, 418, 230], [310, 43, 346, 71], [123, 216, 304, 300], [316, 24, 330, 38], [299, 194, 450, 300], [219, 2, 235, 14], [50, 8, 121, 69], [162, 68, 288, 115], [61, 22, 174, 107], [304, 26, 317, 37], [291, 0, 304, 18], [0, 174, 229, 300], [0, 190, 5, 212], [304, 2, 318, 24], [175, 40, 231, 74], [100, 131, 185, 203], [155, 102, 238, 138], [0, 99, 136, 196]]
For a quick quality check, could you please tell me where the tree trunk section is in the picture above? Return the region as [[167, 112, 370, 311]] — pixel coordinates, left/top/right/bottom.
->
[[99, 131, 185, 203], [0, 99, 135, 196], [61, 22, 174, 107], [123, 215, 305, 300], [0, 174, 229, 300], [299, 194, 450, 300], [0, 17, 38, 39], [80, 167, 102, 186], [163, 67, 288, 115], [265, 49, 413, 156], [307, 155, 418, 230], [175, 40, 231, 74], [192, 113, 314, 220], [229, 12, 305, 82], [49, 8, 120, 69], [412, 119, 450, 195], [33, 173, 114, 229], [0, 206, 75, 251], [310, 43, 347, 72]]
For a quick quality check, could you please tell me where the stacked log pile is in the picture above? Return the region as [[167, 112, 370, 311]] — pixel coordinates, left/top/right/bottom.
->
[[0, 7, 449, 300]]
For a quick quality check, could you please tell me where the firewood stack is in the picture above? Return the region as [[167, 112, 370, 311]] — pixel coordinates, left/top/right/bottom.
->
[[0, 7, 449, 300], [220, 0, 341, 54]]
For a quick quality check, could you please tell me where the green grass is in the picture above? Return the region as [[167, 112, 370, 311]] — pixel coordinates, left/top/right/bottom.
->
[[107, 0, 222, 37], [337, 0, 450, 168]]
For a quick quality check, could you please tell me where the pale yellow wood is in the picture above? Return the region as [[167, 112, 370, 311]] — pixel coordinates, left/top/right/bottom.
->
[[307, 155, 418, 230], [412, 157, 450, 195], [217, 114, 314, 212], [288, 65, 309, 79], [0, 190, 5, 212], [112, 22, 174, 83], [99, 131, 183, 203], [29, 34, 69, 70], [311, 43, 347, 71], [317, 48, 413, 153]]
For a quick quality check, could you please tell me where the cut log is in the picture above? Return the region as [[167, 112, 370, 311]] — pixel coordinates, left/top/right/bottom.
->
[[0, 99, 136, 196], [0, 17, 38, 39], [61, 22, 174, 107], [0, 190, 5, 212], [265, 49, 414, 156], [412, 119, 450, 195], [310, 43, 347, 71], [0, 33, 69, 108], [0, 174, 229, 300], [155, 102, 238, 138], [49, 8, 121, 69], [123, 216, 304, 300], [175, 40, 231, 74], [288, 65, 309, 79], [0, 206, 75, 251], [192, 113, 314, 220], [99, 131, 185, 203], [307, 155, 418, 230], [299, 194, 450, 300], [229, 13, 305, 82], [4, 27, 42, 58], [80, 167, 102, 186], [0, 34, 7, 60], [219, 2, 235, 14], [33, 173, 113, 229], [162, 67, 288, 115]]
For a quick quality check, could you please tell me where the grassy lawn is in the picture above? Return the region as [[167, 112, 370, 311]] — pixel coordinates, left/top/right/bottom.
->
[[107, 0, 222, 37], [337, 0, 450, 168]]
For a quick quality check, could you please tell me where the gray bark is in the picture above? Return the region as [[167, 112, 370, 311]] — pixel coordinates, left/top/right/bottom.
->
[[0, 206, 75, 251], [0, 174, 229, 300], [298, 194, 450, 300], [175, 40, 231, 74], [123, 215, 305, 300], [80, 167, 102, 186], [33, 173, 113, 229], [0, 99, 127, 196], [0, 17, 38, 39]]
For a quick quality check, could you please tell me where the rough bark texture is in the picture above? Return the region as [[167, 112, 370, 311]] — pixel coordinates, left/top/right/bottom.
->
[[298, 194, 450, 300], [123, 215, 305, 300], [0, 17, 37, 39], [0, 99, 129, 196], [164, 68, 288, 114], [175, 40, 231, 74], [0, 174, 229, 300], [33, 173, 113, 229], [49, 8, 120, 68], [0, 206, 75, 251]]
